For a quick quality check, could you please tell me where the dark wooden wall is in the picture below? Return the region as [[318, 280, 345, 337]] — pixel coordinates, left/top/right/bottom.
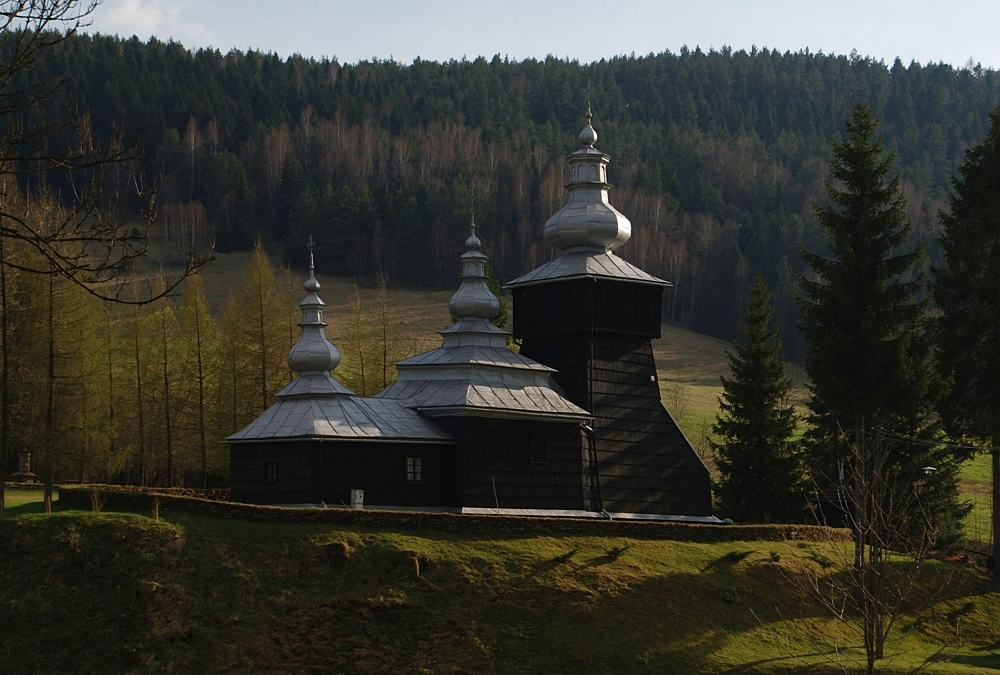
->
[[512, 278, 663, 338], [514, 278, 714, 517], [230, 440, 457, 507], [435, 417, 588, 511], [231, 441, 316, 505]]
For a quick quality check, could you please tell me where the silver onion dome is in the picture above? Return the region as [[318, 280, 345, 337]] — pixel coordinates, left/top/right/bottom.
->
[[543, 104, 631, 252], [447, 216, 501, 321], [286, 238, 342, 374]]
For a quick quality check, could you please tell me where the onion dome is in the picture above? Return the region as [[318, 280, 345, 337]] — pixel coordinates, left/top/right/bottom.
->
[[377, 223, 590, 422], [228, 239, 449, 443], [447, 216, 501, 323], [543, 103, 631, 252], [279, 237, 353, 397]]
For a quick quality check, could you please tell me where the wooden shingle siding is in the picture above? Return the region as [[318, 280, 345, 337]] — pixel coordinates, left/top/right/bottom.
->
[[436, 417, 587, 511], [230, 440, 457, 507], [313, 440, 458, 507], [230, 441, 315, 505], [514, 276, 713, 518], [512, 279, 663, 338]]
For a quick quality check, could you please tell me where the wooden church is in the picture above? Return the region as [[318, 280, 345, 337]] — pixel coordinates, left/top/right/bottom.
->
[[228, 110, 715, 521]]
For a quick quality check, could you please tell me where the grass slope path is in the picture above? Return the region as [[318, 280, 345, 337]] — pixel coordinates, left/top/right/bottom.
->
[[2, 501, 1000, 674]]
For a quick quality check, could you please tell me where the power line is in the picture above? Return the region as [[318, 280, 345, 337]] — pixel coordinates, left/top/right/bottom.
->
[[874, 427, 995, 452]]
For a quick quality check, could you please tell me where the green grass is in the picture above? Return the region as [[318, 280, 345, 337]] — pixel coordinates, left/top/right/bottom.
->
[[2, 504, 1000, 673], [3, 485, 54, 516], [960, 453, 993, 546]]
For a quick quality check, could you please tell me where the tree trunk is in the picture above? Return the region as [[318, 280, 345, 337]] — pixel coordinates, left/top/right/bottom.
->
[[378, 275, 389, 390], [871, 421, 885, 659], [133, 304, 146, 486], [195, 308, 207, 488], [0, 233, 8, 519], [853, 409, 875, 668], [160, 307, 173, 487], [105, 307, 115, 481], [44, 274, 55, 515], [992, 426, 1000, 587], [258, 283, 268, 411]]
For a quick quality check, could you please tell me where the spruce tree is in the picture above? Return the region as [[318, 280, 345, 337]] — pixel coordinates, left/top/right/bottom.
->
[[800, 103, 964, 667], [711, 275, 800, 522], [934, 105, 1000, 583], [800, 106, 961, 529], [799, 102, 928, 482]]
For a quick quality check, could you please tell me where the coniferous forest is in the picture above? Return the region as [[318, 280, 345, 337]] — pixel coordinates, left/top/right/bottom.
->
[[22, 33, 1000, 356], [5, 30, 1000, 500]]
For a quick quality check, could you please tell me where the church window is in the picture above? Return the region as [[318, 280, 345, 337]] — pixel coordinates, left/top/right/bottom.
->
[[264, 462, 278, 483], [406, 457, 423, 483]]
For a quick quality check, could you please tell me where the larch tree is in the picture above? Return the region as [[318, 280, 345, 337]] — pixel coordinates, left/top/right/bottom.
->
[[229, 241, 290, 414], [102, 303, 125, 479], [0, 0, 209, 515], [123, 283, 159, 485], [281, 264, 301, 384], [149, 277, 179, 486], [218, 292, 254, 435], [934, 105, 1000, 584], [711, 275, 800, 523], [176, 274, 220, 487], [339, 283, 373, 395], [373, 273, 405, 392], [12, 242, 107, 512]]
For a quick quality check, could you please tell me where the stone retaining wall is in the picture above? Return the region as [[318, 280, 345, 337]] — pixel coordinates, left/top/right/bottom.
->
[[59, 484, 851, 543]]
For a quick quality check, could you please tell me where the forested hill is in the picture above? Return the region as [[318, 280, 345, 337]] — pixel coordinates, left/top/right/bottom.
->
[[39, 34, 1000, 352]]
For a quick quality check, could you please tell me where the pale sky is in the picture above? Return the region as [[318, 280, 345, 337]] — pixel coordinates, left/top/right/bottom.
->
[[85, 0, 1000, 69]]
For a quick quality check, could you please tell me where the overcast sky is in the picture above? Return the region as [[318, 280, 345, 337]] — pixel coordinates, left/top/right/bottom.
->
[[85, 0, 1000, 69]]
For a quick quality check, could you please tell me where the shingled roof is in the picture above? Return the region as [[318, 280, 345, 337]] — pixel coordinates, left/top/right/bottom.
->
[[377, 219, 590, 422], [228, 238, 450, 443]]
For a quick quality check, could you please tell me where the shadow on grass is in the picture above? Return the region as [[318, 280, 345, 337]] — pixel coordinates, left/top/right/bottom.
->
[[702, 549, 755, 572], [533, 547, 580, 573], [932, 652, 1000, 670], [4, 486, 62, 517], [2, 510, 993, 674], [718, 647, 862, 674], [580, 544, 632, 568]]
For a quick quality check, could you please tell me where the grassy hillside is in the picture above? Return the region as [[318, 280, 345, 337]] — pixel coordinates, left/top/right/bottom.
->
[[2, 489, 999, 674]]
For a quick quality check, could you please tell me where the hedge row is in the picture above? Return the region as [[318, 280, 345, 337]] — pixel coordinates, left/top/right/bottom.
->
[[59, 485, 852, 543]]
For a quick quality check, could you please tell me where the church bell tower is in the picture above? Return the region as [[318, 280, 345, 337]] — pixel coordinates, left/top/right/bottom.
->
[[507, 107, 713, 517]]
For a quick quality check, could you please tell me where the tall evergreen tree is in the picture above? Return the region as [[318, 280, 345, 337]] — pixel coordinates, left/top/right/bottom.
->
[[711, 275, 800, 522], [799, 102, 927, 483], [799, 103, 962, 668], [934, 105, 1000, 583]]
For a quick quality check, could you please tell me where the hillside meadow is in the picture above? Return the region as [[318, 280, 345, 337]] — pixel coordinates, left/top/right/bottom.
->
[[2, 487, 1000, 674]]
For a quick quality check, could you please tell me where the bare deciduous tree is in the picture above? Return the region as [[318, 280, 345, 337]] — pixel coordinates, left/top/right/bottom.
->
[[0, 0, 210, 513], [802, 436, 951, 674]]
